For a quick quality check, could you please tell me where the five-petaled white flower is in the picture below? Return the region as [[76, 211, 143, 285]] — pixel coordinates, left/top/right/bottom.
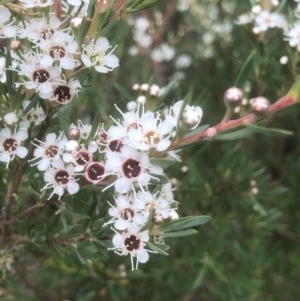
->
[[42, 160, 80, 200], [111, 225, 153, 270], [0, 127, 28, 167], [30, 132, 67, 171], [81, 37, 119, 73]]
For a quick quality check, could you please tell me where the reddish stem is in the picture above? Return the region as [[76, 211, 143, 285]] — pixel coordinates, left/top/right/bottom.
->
[[170, 94, 298, 150]]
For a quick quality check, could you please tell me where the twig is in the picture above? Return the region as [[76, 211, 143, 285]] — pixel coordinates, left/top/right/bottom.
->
[[1, 113, 52, 241], [169, 95, 297, 150]]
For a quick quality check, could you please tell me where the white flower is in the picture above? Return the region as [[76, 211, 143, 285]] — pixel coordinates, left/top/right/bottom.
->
[[17, 52, 64, 99], [69, 121, 93, 141], [63, 148, 94, 172], [84, 161, 107, 184], [30, 132, 67, 171], [0, 6, 16, 38], [104, 193, 149, 230], [37, 31, 79, 70], [110, 104, 174, 152], [105, 146, 163, 193], [151, 43, 175, 62], [4, 112, 18, 126], [0, 127, 28, 167], [18, 14, 63, 42], [285, 22, 300, 51], [50, 79, 81, 105], [21, 100, 46, 127], [132, 16, 153, 48], [0, 57, 7, 83], [167, 100, 203, 130], [152, 182, 178, 223], [18, 0, 54, 8], [81, 37, 119, 73], [175, 54, 192, 69], [42, 160, 80, 199], [252, 10, 287, 34], [111, 225, 152, 270]]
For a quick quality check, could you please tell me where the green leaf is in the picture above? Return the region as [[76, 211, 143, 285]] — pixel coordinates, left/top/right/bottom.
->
[[150, 158, 176, 169], [149, 173, 170, 185], [89, 112, 101, 140], [245, 123, 293, 137], [21, 93, 42, 117], [183, 124, 210, 140], [160, 229, 198, 238], [215, 127, 256, 141], [159, 215, 211, 232], [57, 107, 70, 136], [147, 241, 169, 256], [126, 0, 163, 12], [114, 82, 134, 100]]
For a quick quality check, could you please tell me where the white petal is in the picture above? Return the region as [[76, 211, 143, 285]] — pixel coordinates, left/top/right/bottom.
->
[[112, 233, 124, 248], [16, 146, 28, 158], [0, 153, 10, 163], [16, 129, 28, 141], [114, 178, 131, 194], [0, 6, 11, 23], [137, 249, 149, 264], [105, 54, 119, 68], [37, 158, 50, 171], [115, 220, 128, 230], [67, 181, 79, 195], [81, 54, 92, 67], [95, 37, 110, 52], [156, 140, 171, 151]]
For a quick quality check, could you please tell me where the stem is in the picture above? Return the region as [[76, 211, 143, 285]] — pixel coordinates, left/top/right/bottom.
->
[[1, 113, 52, 241], [169, 94, 298, 150]]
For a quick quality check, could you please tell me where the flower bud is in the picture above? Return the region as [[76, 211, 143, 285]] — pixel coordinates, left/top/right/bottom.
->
[[69, 127, 80, 139], [224, 87, 243, 107], [4, 112, 18, 125], [250, 96, 270, 114]]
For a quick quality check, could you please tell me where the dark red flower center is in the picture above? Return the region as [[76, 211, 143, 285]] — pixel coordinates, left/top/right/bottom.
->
[[45, 145, 58, 158], [3, 138, 18, 152], [75, 151, 91, 166], [49, 46, 66, 59], [33, 69, 50, 83], [53, 86, 71, 104], [124, 235, 140, 251], [120, 208, 134, 220], [108, 139, 123, 152], [85, 162, 105, 183], [54, 170, 69, 185], [122, 158, 141, 178]]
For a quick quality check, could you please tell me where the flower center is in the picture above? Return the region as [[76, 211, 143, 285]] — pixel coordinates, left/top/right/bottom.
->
[[108, 140, 123, 152], [54, 170, 69, 185], [90, 50, 105, 66], [144, 130, 160, 144], [33, 69, 50, 83], [85, 162, 105, 183], [45, 145, 58, 158], [122, 158, 141, 178], [120, 208, 134, 220], [53, 86, 71, 104], [41, 28, 54, 39], [49, 46, 66, 59], [3, 138, 18, 152], [124, 235, 140, 251], [75, 151, 91, 166]]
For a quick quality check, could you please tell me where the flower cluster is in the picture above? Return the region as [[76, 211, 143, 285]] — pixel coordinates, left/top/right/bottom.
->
[[236, 0, 300, 53], [0, 1, 207, 270]]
